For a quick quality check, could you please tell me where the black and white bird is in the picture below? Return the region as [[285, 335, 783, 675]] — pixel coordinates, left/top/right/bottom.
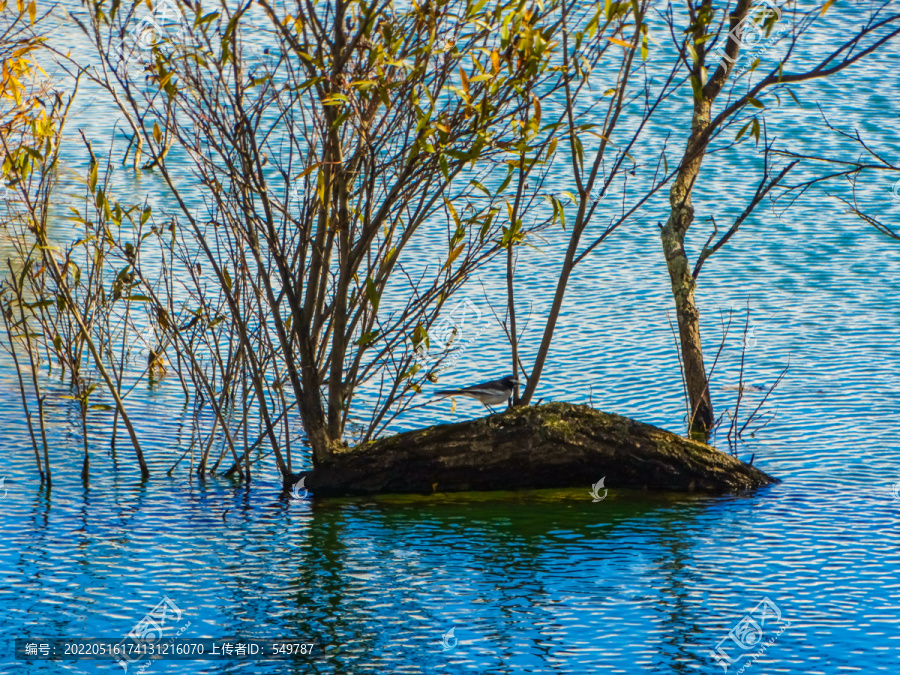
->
[[434, 375, 520, 413]]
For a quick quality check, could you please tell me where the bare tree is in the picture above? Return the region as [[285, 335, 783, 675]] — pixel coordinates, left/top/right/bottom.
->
[[775, 108, 900, 241], [500, 0, 683, 405], [651, 0, 899, 434]]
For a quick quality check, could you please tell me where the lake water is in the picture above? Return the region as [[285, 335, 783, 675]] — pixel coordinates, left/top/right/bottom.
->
[[1, 4, 899, 674]]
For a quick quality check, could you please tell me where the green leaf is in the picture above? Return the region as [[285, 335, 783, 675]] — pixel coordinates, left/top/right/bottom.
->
[[400, 363, 422, 381], [689, 75, 703, 102], [331, 111, 350, 130], [444, 149, 470, 161], [746, 96, 764, 109], [496, 165, 514, 194], [195, 11, 219, 27], [412, 322, 428, 350], [572, 135, 584, 171], [685, 43, 698, 66], [365, 277, 380, 313], [479, 209, 495, 242], [735, 120, 752, 142], [222, 268, 233, 292], [355, 330, 380, 347], [471, 180, 491, 197]]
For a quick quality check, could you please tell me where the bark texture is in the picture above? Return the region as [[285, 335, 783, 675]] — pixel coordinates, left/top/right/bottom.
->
[[293, 402, 776, 497], [658, 0, 756, 434], [662, 100, 716, 433]]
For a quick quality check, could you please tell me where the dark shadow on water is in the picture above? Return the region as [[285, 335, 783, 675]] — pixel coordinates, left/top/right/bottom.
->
[[265, 487, 767, 674]]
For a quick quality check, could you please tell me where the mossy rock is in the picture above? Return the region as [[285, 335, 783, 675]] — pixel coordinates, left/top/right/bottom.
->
[[294, 402, 777, 497]]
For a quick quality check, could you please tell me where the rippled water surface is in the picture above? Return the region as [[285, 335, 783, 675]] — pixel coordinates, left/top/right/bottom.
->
[[2, 5, 900, 674]]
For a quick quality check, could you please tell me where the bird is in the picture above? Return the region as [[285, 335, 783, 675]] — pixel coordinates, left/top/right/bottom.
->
[[434, 375, 520, 413]]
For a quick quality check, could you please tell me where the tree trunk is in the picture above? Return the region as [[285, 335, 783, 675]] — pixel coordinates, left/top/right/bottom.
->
[[661, 89, 717, 433], [656, 0, 756, 434], [660, 208, 714, 433], [292, 402, 775, 496]]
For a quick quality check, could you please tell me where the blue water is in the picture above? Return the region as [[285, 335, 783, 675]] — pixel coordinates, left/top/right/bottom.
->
[[2, 3, 900, 673]]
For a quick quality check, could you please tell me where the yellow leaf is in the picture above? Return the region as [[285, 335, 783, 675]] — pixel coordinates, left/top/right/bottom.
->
[[28, 0, 35, 23], [547, 136, 558, 157], [444, 197, 460, 226], [295, 162, 321, 179], [606, 37, 635, 49], [152, 122, 162, 144], [459, 66, 469, 96], [491, 50, 500, 74], [820, 0, 836, 15], [446, 243, 464, 267]]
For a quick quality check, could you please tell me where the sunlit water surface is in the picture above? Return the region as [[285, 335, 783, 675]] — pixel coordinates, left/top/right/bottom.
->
[[1, 5, 899, 674]]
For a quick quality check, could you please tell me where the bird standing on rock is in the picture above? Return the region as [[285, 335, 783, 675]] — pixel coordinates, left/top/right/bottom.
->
[[434, 375, 519, 413]]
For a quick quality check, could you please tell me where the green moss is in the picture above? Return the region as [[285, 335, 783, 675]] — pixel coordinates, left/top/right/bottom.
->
[[538, 413, 575, 440]]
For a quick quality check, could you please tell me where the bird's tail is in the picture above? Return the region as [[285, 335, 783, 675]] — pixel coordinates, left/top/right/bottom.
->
[[434, 389, 464, 397]]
